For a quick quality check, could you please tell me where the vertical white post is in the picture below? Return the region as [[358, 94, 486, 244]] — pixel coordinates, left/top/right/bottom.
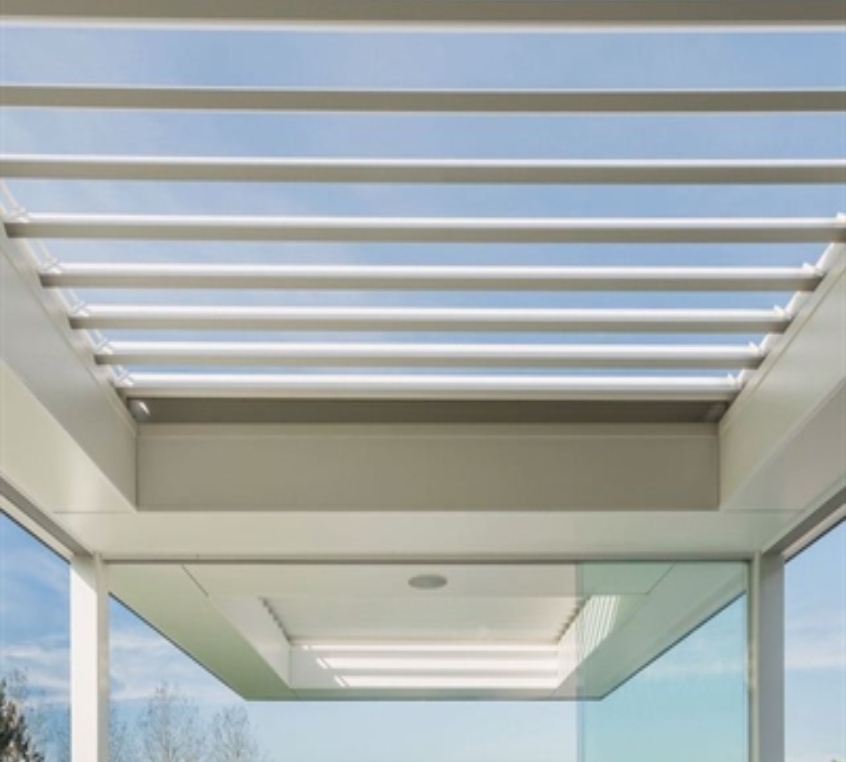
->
[[748, 552, 785, 762], [71, 555, 109, 762]]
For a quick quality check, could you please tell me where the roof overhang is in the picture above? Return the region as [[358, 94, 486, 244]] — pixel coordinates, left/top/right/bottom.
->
[[2, 234, 843, 698], [1, 5, 844, 699]]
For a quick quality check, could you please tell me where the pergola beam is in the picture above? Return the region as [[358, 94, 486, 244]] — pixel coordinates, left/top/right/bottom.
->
[[2, 85, 844, 113], [0, 0, 842, 30], [96, 341, 765, 370], [69, 305, 790, 333], [5, 155, 846, 184], [40, 264, 823, 292], [119, 373, 741, 402], [7, 215, 846, 244]]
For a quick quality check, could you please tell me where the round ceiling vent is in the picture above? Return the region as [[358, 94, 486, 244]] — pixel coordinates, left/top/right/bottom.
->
[[408, 573, 448, 591]]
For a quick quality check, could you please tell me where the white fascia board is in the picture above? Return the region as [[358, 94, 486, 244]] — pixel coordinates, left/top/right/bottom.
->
[[61, 509, 797, 561], [0, 493, 83, 558], [720, 243, 846, 521]]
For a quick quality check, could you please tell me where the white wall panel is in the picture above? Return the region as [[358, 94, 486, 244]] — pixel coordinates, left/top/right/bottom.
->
[[138, 423, 718, 512], [0, 230, 136, 502], [0, 362, 133, 517]]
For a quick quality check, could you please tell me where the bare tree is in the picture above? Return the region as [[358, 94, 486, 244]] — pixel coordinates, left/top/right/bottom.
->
[[4, 673, 264, 762], [109, 706, 137, 762], [208, 706, 267, 762], [4, 670, 63, 762], [138, 683, 205, 762], [10, 678, 137, 762]]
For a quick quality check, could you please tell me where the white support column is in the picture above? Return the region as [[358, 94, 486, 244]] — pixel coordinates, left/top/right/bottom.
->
[[71, 555, 109, 762], [748, 552, 785, 762]]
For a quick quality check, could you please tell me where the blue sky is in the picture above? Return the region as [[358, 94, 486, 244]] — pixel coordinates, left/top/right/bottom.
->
[[0, 26, 844, 367], [0, 512, 843, 761]]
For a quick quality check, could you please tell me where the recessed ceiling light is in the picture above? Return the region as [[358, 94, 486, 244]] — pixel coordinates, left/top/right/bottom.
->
[[408, 573, 448, 591]]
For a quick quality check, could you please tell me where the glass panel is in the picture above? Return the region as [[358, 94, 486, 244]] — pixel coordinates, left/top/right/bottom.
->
[[786, 519, 846, 762], [109, 574, 580, 762], [0, 508, 71, 762], [577, 562, 749, 762], [109, 598, 239, 762], [108, 561, 748, 761]]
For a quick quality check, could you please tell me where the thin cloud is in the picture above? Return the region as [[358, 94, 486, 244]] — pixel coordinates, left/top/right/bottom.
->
[[0, 638, 70, 704], [787, 611, 846, 672], [109, 623, 235, 705]]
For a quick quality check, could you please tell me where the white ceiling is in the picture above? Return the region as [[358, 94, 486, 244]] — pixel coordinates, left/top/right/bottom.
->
[[194, 563, 586, 642], [265, 596, 582, 641], [137, 561, 746, 699]]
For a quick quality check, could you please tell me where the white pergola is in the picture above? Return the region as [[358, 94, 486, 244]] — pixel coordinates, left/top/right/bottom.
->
[[0, 3, 845, 762]]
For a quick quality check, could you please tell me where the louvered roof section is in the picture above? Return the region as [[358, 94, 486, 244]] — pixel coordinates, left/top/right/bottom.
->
[[1, 2, 844, 424]]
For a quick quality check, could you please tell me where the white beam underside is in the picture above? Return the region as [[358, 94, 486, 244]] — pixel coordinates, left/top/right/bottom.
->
[[0, 492, 81, 558], [211, 597, 293, 685], [120, 374, 739, 402], [1, 0, 843, 29], [136, 423, 718, 512], [97, 342, 765, 370], [9, 215, 846, 243], [40, 264, 823, 292], [59, 509, 799, 560], [721, 244, 846, 518], [70, 305, 790, 333], [6, 156, 846, 184]]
